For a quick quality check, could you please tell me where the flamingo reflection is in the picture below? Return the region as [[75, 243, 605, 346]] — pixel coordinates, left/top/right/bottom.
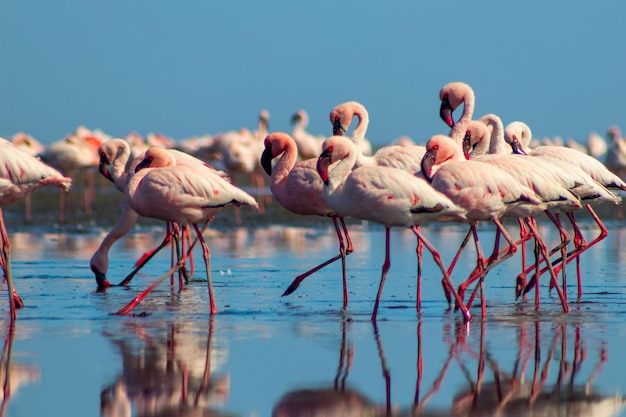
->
[[412, 319, 623, 417], [100, 318, 229, 417], [272, 317, 392, 417], [0, 324, 40, 417]]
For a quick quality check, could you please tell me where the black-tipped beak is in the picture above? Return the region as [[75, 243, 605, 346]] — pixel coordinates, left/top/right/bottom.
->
[[134, 157, 151, 173], [92, 265, 112, 289], [317, 149, 332, 185], [420, 150, 435, 181], [332, 118, 347, 136], [260, 145, 273, 176], [439, 96, 454, 128], [510, 137, 528, 155], [99, 154, 113, 182]]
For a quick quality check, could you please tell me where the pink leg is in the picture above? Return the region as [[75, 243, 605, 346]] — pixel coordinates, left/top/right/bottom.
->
[[416, 229, 424, 315], [192, 224, 216, 314], [0, 211, 21, 322], [282, 216, 353, 307], [524, 219, 570, 313], [412, 227, 471, 322], [371, 228, 392, 321], [118, 225, 179, 286], [440, 227, 472, 305]]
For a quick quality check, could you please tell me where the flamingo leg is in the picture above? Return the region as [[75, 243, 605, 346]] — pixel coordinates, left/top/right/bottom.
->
[[440, 227, 472, 305], [543, 211, 571, 299], [282, 216, 353, 304], [524, 205, 608, 298], [516, 218, 529, 299], [192, 223, 216, 315], [117, 225, 178, 286], [371, 228, 392, 321], [0, 211, 22, 321], [524, 219, 570, 313], [114, 229, 187, 316], [464, 219, 517, 312], [416, 230, 424, 315], [412, 226, 472, 322]]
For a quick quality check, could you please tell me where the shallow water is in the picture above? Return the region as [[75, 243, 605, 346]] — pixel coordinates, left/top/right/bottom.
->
[[2, 188, 626, 417]]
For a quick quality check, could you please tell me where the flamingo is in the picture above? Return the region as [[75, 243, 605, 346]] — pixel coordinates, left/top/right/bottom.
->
[[260, 132, 353, 308], [115, 147, 258, 315], [329, 101, 425, 175], [317, 135, 471, 322], [421, 134, 550, 315], [505, 121, 624, 298], [91, 139, 228, 289], [462, 120, 589, 311], [0, 139, 72, 320], [290, 109, 325, 160], [38, 131, 102, 221]]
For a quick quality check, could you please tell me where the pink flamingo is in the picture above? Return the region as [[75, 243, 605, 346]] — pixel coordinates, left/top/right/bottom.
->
[[462, 120, 586, 311], [0, 139, 72, 320], [421, 134, 551, 316], [260, 132, 353, 308], [115, 147, 258, 315], [330, 101, 425, 175], [317, 135, 471, 322], [92, 139, 227, 288], [505, 121, 624, 298], [470, 118, 618, 301]]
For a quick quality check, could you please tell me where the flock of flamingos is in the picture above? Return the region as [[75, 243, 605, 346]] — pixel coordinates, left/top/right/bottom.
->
[[1, 81, 626, 324]]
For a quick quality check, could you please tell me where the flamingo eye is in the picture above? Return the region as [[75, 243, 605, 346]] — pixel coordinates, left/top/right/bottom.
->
[[328, 146, 334, 152], [432, 144, 439, 151]]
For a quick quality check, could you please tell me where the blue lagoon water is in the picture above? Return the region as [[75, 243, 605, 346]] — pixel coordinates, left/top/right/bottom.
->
[[1, 192, 626, 417]]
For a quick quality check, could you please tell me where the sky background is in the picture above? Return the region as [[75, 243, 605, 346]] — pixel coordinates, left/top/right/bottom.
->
[[1, 1, 624, 149]]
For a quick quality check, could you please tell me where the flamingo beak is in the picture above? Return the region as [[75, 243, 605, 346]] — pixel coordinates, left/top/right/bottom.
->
[[439, 97, 455, 128], [92, 265, 112, 289], [317, 149, 332, 185], [332, 118, 347, 136], [98, 154, 113, 182], [510, 137, 528, 155], [260, 145, 273, 176], [420, 150, 435, 181], [134, 157, 151, 172]]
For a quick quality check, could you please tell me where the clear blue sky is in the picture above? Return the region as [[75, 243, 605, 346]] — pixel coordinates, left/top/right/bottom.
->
[[1, 1, 624, 148]]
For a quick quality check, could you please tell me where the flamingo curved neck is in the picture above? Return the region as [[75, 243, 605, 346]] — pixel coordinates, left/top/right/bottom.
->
[[483, 114, 508, 155], [450, 91, 475, 145]]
